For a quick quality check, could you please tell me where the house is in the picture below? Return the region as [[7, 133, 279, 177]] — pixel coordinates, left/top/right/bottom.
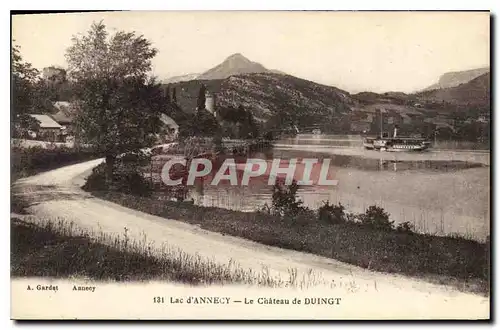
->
[[159, 114, 179, 140], [28, 114, 63, 142]]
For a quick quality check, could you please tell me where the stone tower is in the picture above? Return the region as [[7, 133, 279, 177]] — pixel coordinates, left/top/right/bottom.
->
[[205, 91, 216, 117]]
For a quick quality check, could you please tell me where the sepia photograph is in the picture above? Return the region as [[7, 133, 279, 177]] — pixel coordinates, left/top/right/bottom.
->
[[10, 10, 490, 320]]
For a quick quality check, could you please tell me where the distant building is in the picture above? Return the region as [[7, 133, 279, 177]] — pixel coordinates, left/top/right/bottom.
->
[[28, 114, 63, 142]]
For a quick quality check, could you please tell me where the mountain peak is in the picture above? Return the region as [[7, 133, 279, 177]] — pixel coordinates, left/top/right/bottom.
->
[[226, 53, 246, 59], [223, 53, 252, 65], [197, 53, 270, 80]]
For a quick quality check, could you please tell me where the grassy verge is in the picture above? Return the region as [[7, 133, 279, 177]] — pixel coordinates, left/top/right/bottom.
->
[[90, 190, 490, 295], [11, 217, 332, 288], [11, 145, 101, 181]]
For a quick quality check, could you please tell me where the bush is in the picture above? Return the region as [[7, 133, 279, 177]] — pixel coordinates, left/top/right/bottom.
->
[[318, 201, 346, 224], [83, 160, 152, 197], [360, 205, 394, 231], [83, 163, 108, 191], [345, 212, 361, 223], [270, 180, 306, 218], [396, 221, 415, 233], [117, 150, 151, 166], [114, 164, 152, 197]]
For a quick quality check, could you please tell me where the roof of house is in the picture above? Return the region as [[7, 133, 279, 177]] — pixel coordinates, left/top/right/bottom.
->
[[160, 114, 179, 129], [29, 114, 63, 129]]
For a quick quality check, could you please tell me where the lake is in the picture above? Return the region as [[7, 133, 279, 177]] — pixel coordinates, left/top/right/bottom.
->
[[170, 135, 491, 241]]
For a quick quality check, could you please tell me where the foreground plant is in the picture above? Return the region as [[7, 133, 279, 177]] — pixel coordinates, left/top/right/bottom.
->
[[11, 217, 337, 289]]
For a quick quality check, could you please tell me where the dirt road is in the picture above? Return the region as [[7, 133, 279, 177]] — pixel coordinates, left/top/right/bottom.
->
[[12, 159, 489, 319]]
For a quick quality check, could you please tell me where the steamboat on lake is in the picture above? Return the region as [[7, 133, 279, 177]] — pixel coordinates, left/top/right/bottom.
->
[[363, 127, 431, 152]]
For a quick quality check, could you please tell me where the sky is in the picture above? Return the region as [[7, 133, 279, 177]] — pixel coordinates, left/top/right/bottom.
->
[[12, 11, 490, 93]]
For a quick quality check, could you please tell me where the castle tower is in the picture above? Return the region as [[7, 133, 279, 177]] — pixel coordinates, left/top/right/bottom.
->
[[205, 91, 216, 117]]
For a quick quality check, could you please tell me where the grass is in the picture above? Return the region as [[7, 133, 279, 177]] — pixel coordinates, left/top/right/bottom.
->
[[11, 144, 101, 181], [89, 190, 490, 295], [11, 216, 341, 289]]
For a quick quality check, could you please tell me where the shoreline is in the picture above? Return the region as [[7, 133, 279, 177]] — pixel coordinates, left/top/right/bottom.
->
[[273, 144, 491, 166]]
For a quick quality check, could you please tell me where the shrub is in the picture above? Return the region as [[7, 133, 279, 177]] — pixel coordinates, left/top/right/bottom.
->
[[318, 201, 346, 224], [270, 180, 305, 218], [114, 165, 152, 197], [396, 221, 415, 233], [83, 160, 152, 197], [257, 203, 273, 215], [83, 163, 108, 191], [345, 212, 361, 223], [360, 205, 394, 231]]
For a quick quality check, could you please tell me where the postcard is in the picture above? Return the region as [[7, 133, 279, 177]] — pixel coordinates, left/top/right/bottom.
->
[[10, 10, 490, 320]]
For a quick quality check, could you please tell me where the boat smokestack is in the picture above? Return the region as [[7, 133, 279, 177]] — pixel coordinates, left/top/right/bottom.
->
[[393, 127, 398, 138]]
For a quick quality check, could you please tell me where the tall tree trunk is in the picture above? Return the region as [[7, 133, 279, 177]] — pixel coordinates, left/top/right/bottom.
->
[[105, 154, 115, 185]]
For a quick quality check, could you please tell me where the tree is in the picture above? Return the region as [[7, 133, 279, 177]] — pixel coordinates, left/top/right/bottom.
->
[[65, 21, 162, 182], [11, 43, 52, 137], [234, 105, 258, 139], [196, 84, 206, 113], [164, 85, 171, 103], [172, 87, 177, 104], [12, 43, 40, 119]]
